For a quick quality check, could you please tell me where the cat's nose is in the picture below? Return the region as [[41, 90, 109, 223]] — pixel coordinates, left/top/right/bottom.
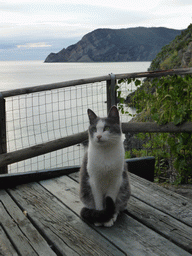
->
[[97, 135, 102, 140]]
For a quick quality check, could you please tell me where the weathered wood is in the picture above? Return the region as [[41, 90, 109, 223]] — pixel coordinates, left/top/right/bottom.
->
[[0, 166, 80, 189], [0, 225, 18, 256], [0, 189, 56, 255], [116, 67, 192, 80], [130, 173, 192, 227], [1, 68, 192, 98], [107, 74, 117, 113], [40, 175, 191, 255], [0, 94, 7, 174], [68, 171, 192, 254], [1, 121, 191, 169], [1, 75, 110, 98], [127, 196, 192, 254], [0, 201, 38, 255], [122, 122, 192, 133], [0, 131, 88, 168], [8, 182, 125, 256]]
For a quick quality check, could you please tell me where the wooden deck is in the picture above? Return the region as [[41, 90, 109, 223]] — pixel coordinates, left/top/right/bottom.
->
[[0, 171, 192, 256]]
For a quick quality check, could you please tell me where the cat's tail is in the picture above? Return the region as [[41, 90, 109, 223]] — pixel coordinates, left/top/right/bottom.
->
[[80, 196, 115, 224]]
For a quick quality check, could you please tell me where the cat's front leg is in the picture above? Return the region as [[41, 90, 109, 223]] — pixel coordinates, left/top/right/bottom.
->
[[91, 182, 104, 211], [103, 179, 122, 227]]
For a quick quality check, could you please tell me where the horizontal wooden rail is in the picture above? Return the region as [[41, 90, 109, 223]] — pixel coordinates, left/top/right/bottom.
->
[[121, 122, 192, 133], [0, 131, 88, 168], [116, 67, 192, 80], [0, 122, 192, 168], [1, 68, 192, 98]]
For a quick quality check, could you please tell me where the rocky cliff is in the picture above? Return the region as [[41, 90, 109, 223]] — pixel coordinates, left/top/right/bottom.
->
[[44, 27, 182, 62], [149, 24, 192, 70]]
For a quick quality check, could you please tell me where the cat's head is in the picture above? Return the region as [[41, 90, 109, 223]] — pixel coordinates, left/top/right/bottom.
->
[[87, 106, 122, 146]]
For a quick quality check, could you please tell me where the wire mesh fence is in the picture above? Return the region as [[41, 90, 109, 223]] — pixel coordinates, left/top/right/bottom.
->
[[5, 81, 107, 173], [4, 77, 136, 173]]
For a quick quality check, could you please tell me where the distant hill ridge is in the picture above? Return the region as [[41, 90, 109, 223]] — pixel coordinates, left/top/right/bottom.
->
[[44, 27, 182, 63]]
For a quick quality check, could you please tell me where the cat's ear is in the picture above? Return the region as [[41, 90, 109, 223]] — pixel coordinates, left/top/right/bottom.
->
[[87, 109, 97, 124], [108, 105, 119, 124]]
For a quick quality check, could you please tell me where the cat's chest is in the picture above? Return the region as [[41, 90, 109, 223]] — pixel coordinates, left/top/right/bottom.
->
[[87, 144, 124, 175]]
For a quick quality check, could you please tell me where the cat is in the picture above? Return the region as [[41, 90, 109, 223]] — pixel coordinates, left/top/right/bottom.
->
[[79, 105, 131, 227]]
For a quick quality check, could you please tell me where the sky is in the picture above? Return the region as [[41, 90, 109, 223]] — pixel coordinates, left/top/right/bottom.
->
[[0, 0, 191, 61]]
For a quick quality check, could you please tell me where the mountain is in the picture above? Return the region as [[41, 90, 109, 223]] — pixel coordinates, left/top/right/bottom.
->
[[44, 27, 182, 63], [149, 24, 192, 70]]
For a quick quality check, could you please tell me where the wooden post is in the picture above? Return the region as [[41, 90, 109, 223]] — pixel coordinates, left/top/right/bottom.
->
[[0, 93, 7, 174], [107, 73, 117, 113]]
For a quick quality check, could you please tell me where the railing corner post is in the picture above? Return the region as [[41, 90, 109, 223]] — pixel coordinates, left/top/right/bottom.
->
[[0, 93, 7, 174], [107, 73, 117, 113]]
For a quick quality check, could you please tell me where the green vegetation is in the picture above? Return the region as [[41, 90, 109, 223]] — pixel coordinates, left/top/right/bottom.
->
[[118, 23, 192, 184], [149, 24, 192, 70], [117, 24, 192, 184], [118, 75, 192, 184]]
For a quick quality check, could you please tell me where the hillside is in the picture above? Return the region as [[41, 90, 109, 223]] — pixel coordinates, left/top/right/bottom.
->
[[149, 24, 192, 70], [44, 27, 182, 63]]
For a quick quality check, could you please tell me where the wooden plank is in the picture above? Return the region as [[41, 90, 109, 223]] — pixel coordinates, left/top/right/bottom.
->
[[0, 166, 80, 189], [115, 68, 192, 80], [7, 183, 125, 256], [130, 173, 192, 227], [68, 171, 192, 253], [40, 175, 191, 256], [0, 131, 88, 168], [122, 122, 192, 133], [1, 75, 110, 98], [128, 196, 192, 254], [1, 121, 192, 169], [0, 225, 18, 256], [0, 202, 38, 255], [0, 190, 56, 256], [0, 94, 7, 174]]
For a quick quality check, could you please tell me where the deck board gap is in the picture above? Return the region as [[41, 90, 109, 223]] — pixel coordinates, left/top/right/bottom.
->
[[39, 179, 127, 255], [131, 194, 192, 228], [0, 223, 21, 256], [4, 188, 58, 256], [124, 207, 192, 254]]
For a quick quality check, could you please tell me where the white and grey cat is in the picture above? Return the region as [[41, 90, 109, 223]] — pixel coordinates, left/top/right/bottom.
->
[[80, 106, 131, 227]]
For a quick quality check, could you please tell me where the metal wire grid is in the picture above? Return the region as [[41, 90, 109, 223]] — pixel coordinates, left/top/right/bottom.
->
[[6, 81, 107, 173]]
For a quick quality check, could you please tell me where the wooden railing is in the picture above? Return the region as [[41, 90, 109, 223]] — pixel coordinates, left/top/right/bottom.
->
[[0, 68, 192, 174]]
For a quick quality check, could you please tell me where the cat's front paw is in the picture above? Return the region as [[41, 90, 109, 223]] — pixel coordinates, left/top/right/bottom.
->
[[103, 212, 118, 227], [103, 218, 114, 227], [94, 222, 103, 227]]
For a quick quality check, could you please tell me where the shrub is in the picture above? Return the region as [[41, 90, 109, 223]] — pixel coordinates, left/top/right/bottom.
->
[[118, 75, 192, 184]]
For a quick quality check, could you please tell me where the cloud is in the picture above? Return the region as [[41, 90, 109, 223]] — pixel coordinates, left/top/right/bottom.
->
[[17, 42, 52, 48]]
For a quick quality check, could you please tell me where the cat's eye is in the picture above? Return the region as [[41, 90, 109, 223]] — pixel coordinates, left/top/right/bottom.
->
[[91, 127, 97, 132], [104, 126, 110, 132]]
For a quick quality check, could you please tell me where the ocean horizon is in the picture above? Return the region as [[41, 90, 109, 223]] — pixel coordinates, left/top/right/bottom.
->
[[0, 61, 151, 91]]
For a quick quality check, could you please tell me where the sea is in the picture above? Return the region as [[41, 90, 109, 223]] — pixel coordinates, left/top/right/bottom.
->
[[0, 61, 151, 173], [0, 61, 150, 91]]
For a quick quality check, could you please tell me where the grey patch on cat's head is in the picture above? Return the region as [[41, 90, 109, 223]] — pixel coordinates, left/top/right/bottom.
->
[[87, 106, 121, 137], [87, 109, 99, 138], [87, 109, 98, 125], [108, 105, 120, 124], [88, 106, 119, 125], [104, 118, 121, 134]]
